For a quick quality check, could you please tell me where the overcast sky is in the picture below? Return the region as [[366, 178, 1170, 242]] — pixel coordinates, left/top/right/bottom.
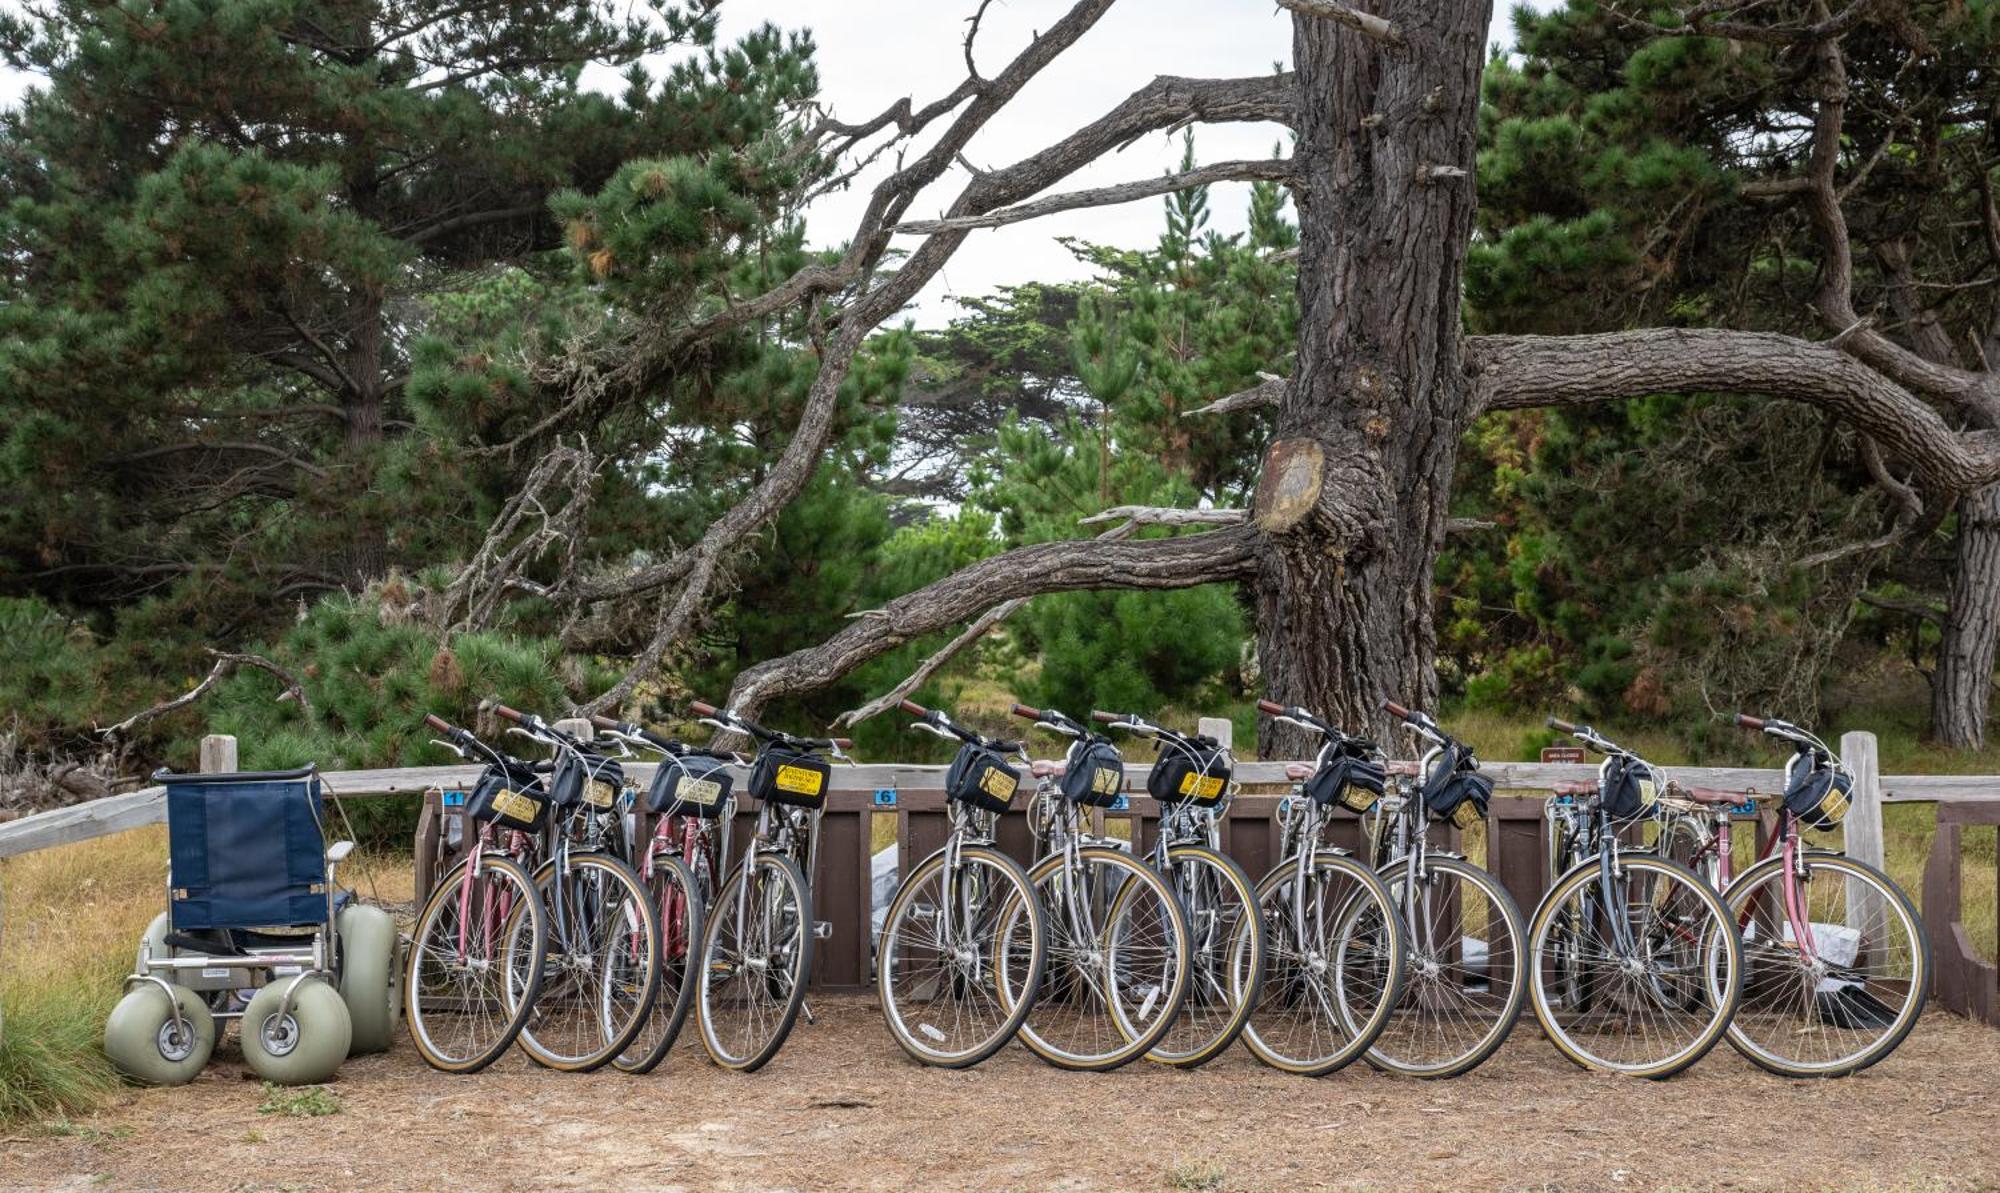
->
[[0, 1, 1532, 324]]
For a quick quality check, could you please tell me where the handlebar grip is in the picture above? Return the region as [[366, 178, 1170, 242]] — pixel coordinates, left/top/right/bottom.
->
[[899, 699, 930, 717], [1735, 713, 1767, 730], [1256, 699, 1285, 716], [1010, 702, 1041, 720], [831, 737, 853, 750], [1090, 710, 1120, 724], [423, 713, 452, 732], [1383, 700, 1412, 720], [1547, 716, 1578, 734], [689, 700, 719, 718], [490, 703, 524, 723], [588, 714, 621, 731]]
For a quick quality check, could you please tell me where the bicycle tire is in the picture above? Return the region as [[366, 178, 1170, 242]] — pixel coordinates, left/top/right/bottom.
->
[[509, 851, 661, 1072], [613, 852, 702, 1074], [696, 851, 811, 1072], [405, 853, 545, 1074], [1244, 850, 1407, 1076], [1364, 854, 1526, 1078], [878, 844, 1046, 1068], [1132, 844, 1262, 1068]]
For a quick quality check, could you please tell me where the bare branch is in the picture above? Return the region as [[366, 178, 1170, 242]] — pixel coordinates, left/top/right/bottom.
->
[[1076, 505, 1248, 529], [893, 158, 1295, 235], [1276, 0, 1406, 47], [1859, 590, 1945, 625], [100, 650, 312, 738]]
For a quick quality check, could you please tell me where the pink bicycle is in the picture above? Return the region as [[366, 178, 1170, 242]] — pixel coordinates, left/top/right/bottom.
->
[[1660, 714, 1930, 1077], [404, 713, 549, 1073]]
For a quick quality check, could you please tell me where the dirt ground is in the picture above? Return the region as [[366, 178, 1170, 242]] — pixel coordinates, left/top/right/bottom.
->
[[2, 997, 1995, 1193]]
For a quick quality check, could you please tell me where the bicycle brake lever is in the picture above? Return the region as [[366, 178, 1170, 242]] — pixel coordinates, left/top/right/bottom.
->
[[909, 721, 956, 740], [428, 738, 470, 759]]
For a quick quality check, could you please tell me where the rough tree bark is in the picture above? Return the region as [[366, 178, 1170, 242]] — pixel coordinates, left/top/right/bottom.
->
[[1253, 0, 1491, 753], [1936, 485, 2000, 747]]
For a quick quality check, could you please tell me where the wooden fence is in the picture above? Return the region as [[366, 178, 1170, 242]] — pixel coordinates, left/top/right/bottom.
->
[[3, 730, 1997, 1023]]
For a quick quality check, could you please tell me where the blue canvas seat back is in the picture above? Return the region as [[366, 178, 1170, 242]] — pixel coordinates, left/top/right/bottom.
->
[[159, 767, 329, 931]]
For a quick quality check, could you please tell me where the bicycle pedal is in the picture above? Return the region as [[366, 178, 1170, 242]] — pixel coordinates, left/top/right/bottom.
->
[[812, 920, 832, 940]]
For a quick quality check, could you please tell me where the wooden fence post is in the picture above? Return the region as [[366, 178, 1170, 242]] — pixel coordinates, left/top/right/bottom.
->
[[1841, 730, 1883, 934], [199, 734, 238, 774]]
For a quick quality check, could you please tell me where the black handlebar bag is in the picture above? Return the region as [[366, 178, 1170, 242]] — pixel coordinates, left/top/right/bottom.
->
[[946, 742, 1021, 815], [1148, 735, 1232, 809], [749, 745, 830, 809], [1599, 755, 1660, 822], [551, 752, 625, 811], [1422, 743, 1491, 830], [1784, 756, 1852, 830], [1306, 743, 1387, 815], [647, 753, 734, 819], [1061, 737, 1126, 807], [467, 760, 551, 832]]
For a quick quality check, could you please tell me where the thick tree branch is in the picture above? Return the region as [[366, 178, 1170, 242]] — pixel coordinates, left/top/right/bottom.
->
[[725, 525, 1263, 718], [1184, 373, 1287, 417], [1469, 329, 2000, 494]]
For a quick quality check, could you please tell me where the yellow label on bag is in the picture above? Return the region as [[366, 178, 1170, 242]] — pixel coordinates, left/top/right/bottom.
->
[[1635, 778, 1658, 808], [1818, 787, 1850, 824], [678, 777, 723, 807], [978, 767, 1017, 805], [491, 787, 540, 824], [1091, 766, 1121, 796], [584, 779, 617, 808], [1178, 772, 1226, 801], [775, 764, 824, 797]]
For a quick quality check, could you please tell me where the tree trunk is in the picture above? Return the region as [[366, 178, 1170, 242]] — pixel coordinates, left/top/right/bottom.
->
[[1254, 0, 1491, 755], [1935, 482, 2000, 748]]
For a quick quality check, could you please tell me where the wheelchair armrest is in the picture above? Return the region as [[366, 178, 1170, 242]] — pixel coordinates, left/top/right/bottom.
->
[[325, 841, 355, 865]]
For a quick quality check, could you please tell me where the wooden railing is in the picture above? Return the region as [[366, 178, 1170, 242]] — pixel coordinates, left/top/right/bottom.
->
[[2, 729, 1996, 1020]]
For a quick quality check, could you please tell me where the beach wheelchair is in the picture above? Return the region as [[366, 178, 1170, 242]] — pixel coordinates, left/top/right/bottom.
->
[[104, 766, 401, 1086]]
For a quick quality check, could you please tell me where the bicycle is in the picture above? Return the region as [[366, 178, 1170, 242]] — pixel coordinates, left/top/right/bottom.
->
[[1661, 714, 1929, 1077], [1092, 708, 1265, 1068], [487, 703, 662, 1073], [586, 712, 742, 1074], [403, 713, 548, 1073], [1529, 716, 1742, 1078], [1268, 698, 1527, 1077], [875, 699, 1047, 1067], [686, 698, 853, 1072], [1235, 707, 1408, 1077], [997, 702, 1193, 1071]]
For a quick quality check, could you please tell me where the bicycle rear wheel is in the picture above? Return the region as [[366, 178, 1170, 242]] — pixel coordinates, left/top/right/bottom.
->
[[613, 852, 701, 1074], [878, 844, 1045, 1068], [509, 851, 661, 1072], [697, 851, 811, 1072], [1723, 852, 1928, 1077], [1366, 855, 1526, 1077], [406, 854, 544, 1074], [1003, 846, 1190, 1072], [1245, 851, 1406, 1076], [1527, 854, 1740, 1078]]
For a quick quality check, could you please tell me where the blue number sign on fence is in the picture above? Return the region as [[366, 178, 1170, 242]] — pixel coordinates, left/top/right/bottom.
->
[[873, 788, 897, 807]]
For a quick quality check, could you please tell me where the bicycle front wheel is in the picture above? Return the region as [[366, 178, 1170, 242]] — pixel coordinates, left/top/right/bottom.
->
[[1003, 846, 1190, 1072], [613, 852, 702, 1074], [406, 854, 544, 1074], [509, 851, 661, 1073], [1367, 855, 1526, 1078], [1724, 851, 1928, 1077], [1139, 844, 1262, 1068], [697, 851, 811, 1072], [1245, 850, 1407, 1076], [1528, 853, 1740, 1078], [878, 844, 1045, 1068]]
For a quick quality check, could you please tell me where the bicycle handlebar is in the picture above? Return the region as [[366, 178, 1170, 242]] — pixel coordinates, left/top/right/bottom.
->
[[900, 698, 928, 717], [1010, 702, 1040, 720], [1383, 699, 1412, 721], [489, 702, 525, 723], [1735, 712, 1767, 730], [423, 713, 452, 733], [1089, 709, 1119, 724], [689, 699, 718, 718], [1547, 716, 1579, 734], [1256, 699, 1285, 716]]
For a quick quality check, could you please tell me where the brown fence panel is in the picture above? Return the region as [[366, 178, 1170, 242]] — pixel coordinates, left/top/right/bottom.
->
[[1924, 802, 2000, 1027]]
